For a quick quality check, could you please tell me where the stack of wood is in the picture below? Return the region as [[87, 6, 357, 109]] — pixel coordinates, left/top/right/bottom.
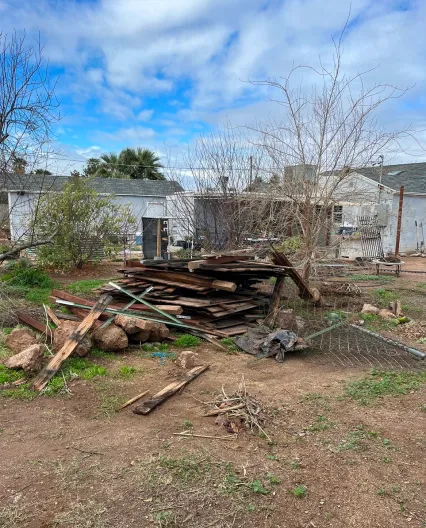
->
[[97, 253, 320, 337]]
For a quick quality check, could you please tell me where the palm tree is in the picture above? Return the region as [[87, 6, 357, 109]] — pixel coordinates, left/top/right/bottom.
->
[[95, 152, 127, 178], [92, 148, 164, 180]]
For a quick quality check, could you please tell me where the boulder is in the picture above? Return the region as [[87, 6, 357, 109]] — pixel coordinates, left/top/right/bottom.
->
[[378, 309, 396, 320], [114, 314, 154, 334], [5, 328, 38, 354], [129, 329, 151, 344], [4, 344, 45, 372], [147, 323, 169, 342], [361, 304, 380, 315], [53, 321, 92, 357], [177, 350, 197, 369], [93, 324, 128, 351]]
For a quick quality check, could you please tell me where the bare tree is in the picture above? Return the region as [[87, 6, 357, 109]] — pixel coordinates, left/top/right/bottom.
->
[[0, 31, 60, 260], [246, 27, 420, 278]]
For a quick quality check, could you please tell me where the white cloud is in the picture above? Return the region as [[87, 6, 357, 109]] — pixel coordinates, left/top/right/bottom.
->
[[137, 109, 154, 121], [75, 145, 103, 158]]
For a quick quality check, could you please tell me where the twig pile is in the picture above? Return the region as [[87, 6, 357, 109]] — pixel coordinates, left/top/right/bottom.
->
[[203, 376, 270, 440]]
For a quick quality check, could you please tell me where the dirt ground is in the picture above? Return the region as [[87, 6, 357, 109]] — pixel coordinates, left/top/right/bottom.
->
[[1, 345, 425, 528], [1, 258, 426, 528]]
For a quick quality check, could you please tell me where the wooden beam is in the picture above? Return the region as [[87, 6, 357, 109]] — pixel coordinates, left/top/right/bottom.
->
[[15, 312, 53, 340], [133, 365, 209, 415], [44, 305, 61, 327], [266, 275, 286, 326], [31, 294, 112, 392]]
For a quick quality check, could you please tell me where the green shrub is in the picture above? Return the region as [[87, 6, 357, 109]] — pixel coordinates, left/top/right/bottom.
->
[[274, 236, 301, 255], [1, 259, 53, 288], [174, 334, 201, 347]]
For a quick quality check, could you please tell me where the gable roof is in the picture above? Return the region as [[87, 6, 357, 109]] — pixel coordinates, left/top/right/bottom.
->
[[354, 162, 426, 193], [0, 174, 183, 196]]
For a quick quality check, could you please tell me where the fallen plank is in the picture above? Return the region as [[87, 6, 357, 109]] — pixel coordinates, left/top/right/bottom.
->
[[118, 390, 149, 411], [133, 365, 209, 415], [172, 432, 235, 441], [44, 305, 61, 327], [217, 325, 249, 336], [31, 294, 112, 392], [16, 312, 53, 340]]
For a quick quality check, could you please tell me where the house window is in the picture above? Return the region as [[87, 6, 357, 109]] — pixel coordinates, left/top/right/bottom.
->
[[333, 205, 343, 223]]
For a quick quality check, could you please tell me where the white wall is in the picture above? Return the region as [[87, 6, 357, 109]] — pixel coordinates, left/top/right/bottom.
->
[[8, 191, 169, 241]]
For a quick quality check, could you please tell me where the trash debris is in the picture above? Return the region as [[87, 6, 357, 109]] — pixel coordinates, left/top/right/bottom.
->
[[234, 326, 308, 362], [203, 376, 270, 440]]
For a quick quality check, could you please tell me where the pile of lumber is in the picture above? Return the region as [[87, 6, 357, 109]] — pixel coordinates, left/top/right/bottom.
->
[[96, 253, 320, 337]]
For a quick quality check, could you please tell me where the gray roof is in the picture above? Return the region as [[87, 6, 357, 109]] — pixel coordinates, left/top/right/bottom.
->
[[0, 174, 183, 196], [354, 162, 426, 193]]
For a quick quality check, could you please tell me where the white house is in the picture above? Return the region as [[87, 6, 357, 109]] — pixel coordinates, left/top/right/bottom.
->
[[1, 174, 183, 259]]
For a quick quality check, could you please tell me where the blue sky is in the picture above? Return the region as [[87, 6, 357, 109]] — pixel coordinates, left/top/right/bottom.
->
[[1, 0, 426, 174]]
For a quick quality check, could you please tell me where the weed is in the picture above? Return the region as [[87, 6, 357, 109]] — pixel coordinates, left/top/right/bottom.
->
[[418, 337, 426, 344], [344, 369, 426, 405], [267, 454, 277, 461], [52, 500, 108, 527], [25, 287, 53, 304], [98, 394, 122, 417], [246, 504, 256, 512], [80, 365, 107, 380], [2, 327, 13, 335], [0, 384, 35, 400], [183, 419, 193, 428], [348, 274, 393, 282], [90, 348, 115, 358], [308, 415, 334, 432], [372, 289, 398, 308], [0, 364, 24, 384], [220, 337, 239, 353], [155, 511, 178, 527], [67, 279, 109, 295], [118, 365, 137, 379], [267, 473, 281, 485], [249, 479, 269, 495], [158, 455, 210, 481], [2, 259, 53, 288], [415, 282, 426, 289], [382, 456, 393, 463], [377, 487, 386, 496], [338, 425, 379, 451], [292, 485, 307, 498], [174, 334, 201, 347], [290, 460, 301, 469]]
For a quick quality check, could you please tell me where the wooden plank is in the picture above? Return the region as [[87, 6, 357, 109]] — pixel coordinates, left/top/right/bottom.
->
[[16, 312, 54, 340], [133, 365, 209, 415], [218, 325, 249, 336], [266, 275, 286, 326], [51, 290, 183, 314], [31, 294, 112, 392], [44, 305, 61, 327]]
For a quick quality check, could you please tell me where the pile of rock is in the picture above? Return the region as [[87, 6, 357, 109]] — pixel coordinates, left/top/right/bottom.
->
[[3, 328, 45, 373], [360, 301, 408, 324]]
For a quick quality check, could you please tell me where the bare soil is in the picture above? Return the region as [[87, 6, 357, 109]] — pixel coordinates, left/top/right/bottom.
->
[[1, 344, 425, 528]]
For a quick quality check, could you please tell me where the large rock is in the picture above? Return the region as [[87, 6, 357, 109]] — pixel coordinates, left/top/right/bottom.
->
[[129, 329, 151, 344], [114, 315, 154, 334], [177, 350, 197, 369], [147, 323, 169, 342], [53, 321, 92, 357], [5, 328, 38, 354], [93, 324, 128, 351], [4, 344, 45, 372], [361, 304, 380, 315], [378, 309, 396, 320]]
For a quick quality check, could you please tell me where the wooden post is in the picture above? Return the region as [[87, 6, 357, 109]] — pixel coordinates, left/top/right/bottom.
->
[[395, 185, 404, 257], [266, 275, 286, 326], [156, 218, 161, 258]]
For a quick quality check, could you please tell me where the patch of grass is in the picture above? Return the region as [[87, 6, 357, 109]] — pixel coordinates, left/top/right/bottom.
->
[[24, 287, 53, 305], [292, 484, 307, 498], [0, 384, 35, 400], [382, 456, 393, 463], [0, 504, 27, 527], [98, 394, 122, 417], [90, 348, 115, 358], [2, 327, 13, 335], [141, 342, 169, 353], [174, 334, 201, 347], [267, 473, 281, 485], [158, 455, 210, 481], [377, 487, 387, 497], [0, 365, 24, 384], [220, 337, 239, 353], [67, 279, 109, 295], [52, 500, 109, 527], [249, 479, 269, 495], [299, 392, 330, 410], [415, 282, 426, 289], [290, 460, 301, 469], [183, 419, 193, 428], [308, 414, 334, 432], [338, 425, 379, 451], [43, 358, 108, 396], [79, 365, 107, 380], [344, 369, 426, 405], [1, 260, 53, 288], [372, 288, 399, 308], [118, 365, 137, 379], [348, 274, 393, 282]]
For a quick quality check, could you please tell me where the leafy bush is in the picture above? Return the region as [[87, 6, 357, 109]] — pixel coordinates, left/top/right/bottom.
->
[[174, 334, 201, 347], [33, 176, 136, 270], [1, 259, 53, 288], [274, 236, 301, 255]]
